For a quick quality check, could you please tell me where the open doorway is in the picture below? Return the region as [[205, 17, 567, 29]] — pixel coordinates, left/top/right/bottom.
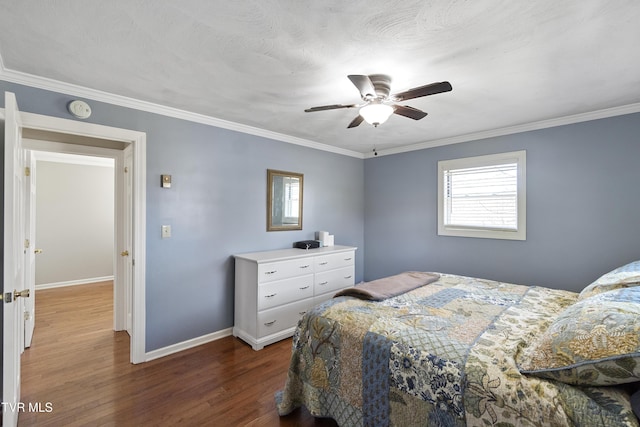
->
[[28, 150, 117, 334], [15, 108, 147, 366], [23, 139, 129, 342]]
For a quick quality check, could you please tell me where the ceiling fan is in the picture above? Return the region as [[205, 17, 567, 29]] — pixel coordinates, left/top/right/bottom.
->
[[305, 74, 452, 128]]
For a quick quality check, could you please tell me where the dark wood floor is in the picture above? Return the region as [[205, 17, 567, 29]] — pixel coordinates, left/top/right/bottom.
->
[[20, 282, 338, 426]]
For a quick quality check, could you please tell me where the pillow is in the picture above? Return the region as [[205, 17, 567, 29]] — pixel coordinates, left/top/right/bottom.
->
[[578, 259, 640, 300], [518, 287, 640, 385]]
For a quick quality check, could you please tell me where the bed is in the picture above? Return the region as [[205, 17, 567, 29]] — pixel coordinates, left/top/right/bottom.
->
[[276, 261, 640, 426]]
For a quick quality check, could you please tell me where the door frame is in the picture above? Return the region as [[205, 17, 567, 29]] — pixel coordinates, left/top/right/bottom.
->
[[4, 108, 147, 364]]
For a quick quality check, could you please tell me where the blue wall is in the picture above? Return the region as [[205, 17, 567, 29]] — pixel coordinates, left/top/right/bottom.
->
[[364, 112, 640, 292], [3, 79, 639, 354], [1, 82, 365, 351]]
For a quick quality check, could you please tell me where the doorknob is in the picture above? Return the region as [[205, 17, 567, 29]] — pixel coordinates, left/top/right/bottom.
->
[[121, 250, 129, 257], [34, 248, 43, 254], [14, 289, 30, 299]]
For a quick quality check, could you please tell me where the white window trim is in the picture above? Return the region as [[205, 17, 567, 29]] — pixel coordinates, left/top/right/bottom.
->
[[437, 150, 526, 240]]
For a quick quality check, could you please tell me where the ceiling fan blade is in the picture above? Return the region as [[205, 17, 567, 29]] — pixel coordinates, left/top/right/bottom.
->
[[393, 105, 428, 120], [305, 104, 356, 113], [392, 81, 452, 101], [347, 75, 377, 99], [347, 115, 364, 128]]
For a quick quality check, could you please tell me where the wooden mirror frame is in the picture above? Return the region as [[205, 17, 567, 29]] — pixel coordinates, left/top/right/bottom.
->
[[267, 169, 303, 231]]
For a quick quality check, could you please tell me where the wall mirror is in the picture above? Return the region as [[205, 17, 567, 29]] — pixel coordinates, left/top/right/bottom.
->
[[267, 169, 303, 231]]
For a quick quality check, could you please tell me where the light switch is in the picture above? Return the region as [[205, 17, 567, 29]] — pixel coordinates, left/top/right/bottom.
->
[[161, 225, 171, 238]]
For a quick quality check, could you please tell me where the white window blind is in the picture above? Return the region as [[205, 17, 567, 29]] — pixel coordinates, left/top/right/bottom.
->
[[444, 162, 518, 230], [438, 151, 526, 240]]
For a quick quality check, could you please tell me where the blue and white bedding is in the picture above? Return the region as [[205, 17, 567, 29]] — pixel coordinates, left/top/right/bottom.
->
[[276, 272, 639, 426]]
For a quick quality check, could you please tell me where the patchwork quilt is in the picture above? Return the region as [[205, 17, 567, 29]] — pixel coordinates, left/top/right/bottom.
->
[[276, 273, 639, 426]]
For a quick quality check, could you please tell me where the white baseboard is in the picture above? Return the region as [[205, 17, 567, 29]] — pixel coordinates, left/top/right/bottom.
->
[[145, 327, 234, 362], [36, 276, 115, 290]]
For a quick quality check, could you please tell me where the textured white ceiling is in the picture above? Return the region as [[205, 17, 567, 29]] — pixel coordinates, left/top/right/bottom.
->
[[1, 1, 639, 155]]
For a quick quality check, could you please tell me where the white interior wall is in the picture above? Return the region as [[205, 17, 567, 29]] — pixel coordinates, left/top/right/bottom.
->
[[34, 153, 115, 288]]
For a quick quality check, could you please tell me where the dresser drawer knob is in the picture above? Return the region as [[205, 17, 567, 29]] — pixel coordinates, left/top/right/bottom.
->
[[319, 261, 328, 266], [264, 270, 277, 275], [319, 281, 328, 286], [344, 257, 352, 261], [264, 293, 277, 298], [299, 265, 310, 269], [344, 275, 352, 279], [299, 286, 310, 290], [264, 320, 276, 327], [299, 311, 307, 316]]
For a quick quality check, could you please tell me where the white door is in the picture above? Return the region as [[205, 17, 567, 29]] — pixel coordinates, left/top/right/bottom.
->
[[3, 91, 29, 426], [23, 151, 37, 348]]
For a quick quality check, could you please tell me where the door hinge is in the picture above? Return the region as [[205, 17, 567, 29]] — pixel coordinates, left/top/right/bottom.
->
[[25, 166, 30, 177], [24, 311, 31, 321], [24, 239, 30, 249], [124, 166, 129, 173]]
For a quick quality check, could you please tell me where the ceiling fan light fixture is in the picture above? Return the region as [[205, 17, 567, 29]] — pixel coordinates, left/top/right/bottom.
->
[[305, 75, 451, 129], [359, 103, 394, 127]]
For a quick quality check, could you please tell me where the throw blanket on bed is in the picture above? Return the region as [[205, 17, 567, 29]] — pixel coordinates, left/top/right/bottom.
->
[[334, 271, 440, 301], [276, 273, 639, 427]]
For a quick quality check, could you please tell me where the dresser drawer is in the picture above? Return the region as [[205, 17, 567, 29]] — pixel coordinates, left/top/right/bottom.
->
[[258, 258, 314, 283], [258, 274, 314, 310], [235, 245, 357, 350], [315, 251, 355, 273], [314, 265, 355, 295], [257, 298, 312, 337]]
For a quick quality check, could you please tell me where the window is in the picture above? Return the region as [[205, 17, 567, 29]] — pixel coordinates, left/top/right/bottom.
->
[[437, 150, 526, 240]]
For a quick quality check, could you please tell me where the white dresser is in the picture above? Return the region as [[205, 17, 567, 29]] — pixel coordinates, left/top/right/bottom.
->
[[233, 245, 357, 350]]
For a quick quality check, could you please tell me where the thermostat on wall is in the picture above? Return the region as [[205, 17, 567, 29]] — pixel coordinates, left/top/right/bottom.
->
[[67, 100, 92, 119]]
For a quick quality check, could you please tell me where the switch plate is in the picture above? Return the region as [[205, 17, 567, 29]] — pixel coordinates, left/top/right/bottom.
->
[[161, 225, 171, 238]]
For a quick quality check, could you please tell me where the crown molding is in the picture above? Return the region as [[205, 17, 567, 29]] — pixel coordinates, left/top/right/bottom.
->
[[3, 52, 638, 161], [365, 102, 640, 158], [0, 54, 364, 159]]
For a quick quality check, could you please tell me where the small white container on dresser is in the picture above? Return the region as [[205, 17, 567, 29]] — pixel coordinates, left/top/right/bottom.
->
[[233, 245, 357, 350]]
